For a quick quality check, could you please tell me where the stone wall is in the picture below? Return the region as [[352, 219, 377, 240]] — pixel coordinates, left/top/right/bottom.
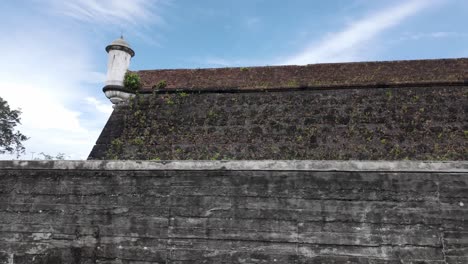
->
[[1, 160, 467, 263], [89, 85, 467, 160]]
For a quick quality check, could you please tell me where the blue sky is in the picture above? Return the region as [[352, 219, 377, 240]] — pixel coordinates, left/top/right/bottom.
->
[[0, 0, 467, 159]]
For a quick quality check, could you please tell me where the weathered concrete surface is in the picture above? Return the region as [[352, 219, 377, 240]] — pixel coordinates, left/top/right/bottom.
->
[[89, 86, 468, 160], [0, 160, 467, 263], [1, 160, 468, 172]]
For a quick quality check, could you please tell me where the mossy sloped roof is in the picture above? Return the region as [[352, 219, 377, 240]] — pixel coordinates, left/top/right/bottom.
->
[[136, 58, 468, 91]]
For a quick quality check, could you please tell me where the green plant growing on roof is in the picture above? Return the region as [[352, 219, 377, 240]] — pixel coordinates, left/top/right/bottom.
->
[[178, 91, 189, 98], [153, 80, 167, 90], [165, 97, 175, 105], [287, 80, 298, 87], [124, 72, 141, 92]]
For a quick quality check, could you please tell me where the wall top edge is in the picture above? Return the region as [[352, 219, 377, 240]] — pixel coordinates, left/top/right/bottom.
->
[[1, 160, 467, 172]]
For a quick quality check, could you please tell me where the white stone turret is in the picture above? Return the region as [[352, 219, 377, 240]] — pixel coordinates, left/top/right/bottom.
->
[[103, 36, 136, 105], [104, 36, 135, 88]]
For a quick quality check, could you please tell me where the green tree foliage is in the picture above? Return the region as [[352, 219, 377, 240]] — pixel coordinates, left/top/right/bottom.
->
[[0, 97, 28, 157], [124, 72, 141, 91]]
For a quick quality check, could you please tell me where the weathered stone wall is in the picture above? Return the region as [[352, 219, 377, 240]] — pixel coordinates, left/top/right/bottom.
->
[[1, 160, 467, 264], [89, 86, 467, 160]]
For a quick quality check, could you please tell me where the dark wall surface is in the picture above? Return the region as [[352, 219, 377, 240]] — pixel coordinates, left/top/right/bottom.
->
[[1, 161, 467, 264], [89, 86, 467, 160]]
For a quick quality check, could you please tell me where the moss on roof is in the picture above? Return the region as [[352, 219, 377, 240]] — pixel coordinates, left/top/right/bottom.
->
[[136, 58, 468, 91]]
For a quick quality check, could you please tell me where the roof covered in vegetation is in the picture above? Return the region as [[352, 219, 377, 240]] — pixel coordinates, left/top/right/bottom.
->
[[137, 58, 468, 91]]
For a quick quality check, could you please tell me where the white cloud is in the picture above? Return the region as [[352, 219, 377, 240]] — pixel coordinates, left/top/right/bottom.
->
[[401, 31, 468, 41], [244, 17, 261, 30], [0, 80, 103, 160], [83, 72, 107, 84], [2, 81, 86, 133], [40, 0, 171, 46], [0, 11, 110, 160], [46, 0, 168, 27], [283, 0, 438, 64], [86, 97, 113, 115], [0, 0, 170, 160]]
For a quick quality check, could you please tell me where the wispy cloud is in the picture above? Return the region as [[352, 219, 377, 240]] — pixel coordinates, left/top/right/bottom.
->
[[284, 0, 438, 64], [42, 0, 171, 46], [244, 17, 262, 30], [400, 31, 468, 41], [46, 0, 168, 27]]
